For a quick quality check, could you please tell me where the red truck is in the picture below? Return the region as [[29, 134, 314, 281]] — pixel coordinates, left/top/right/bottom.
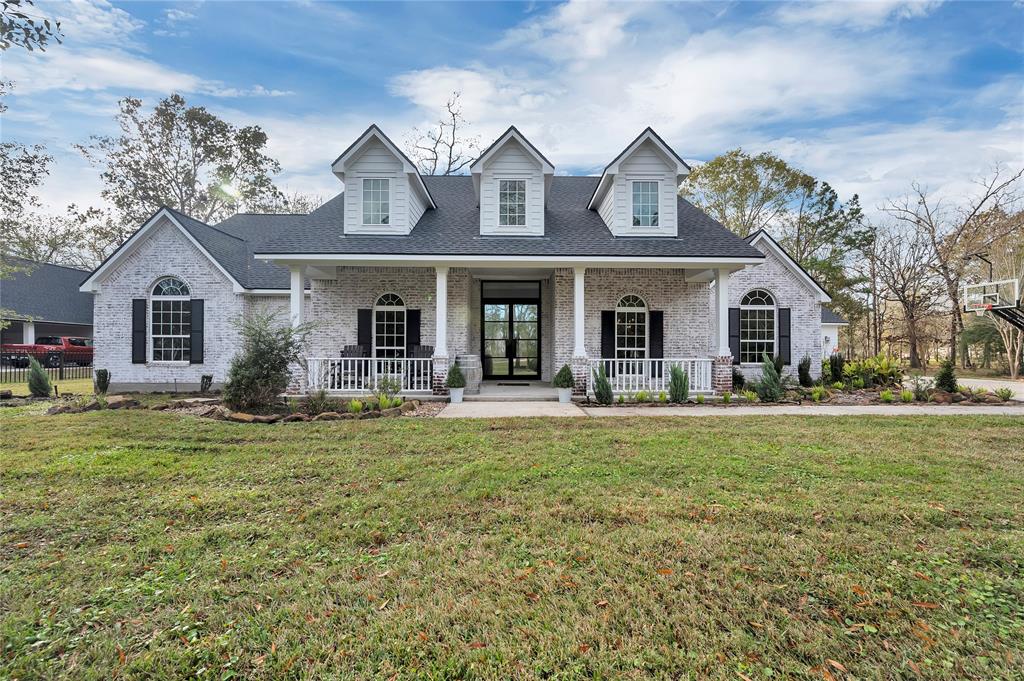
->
[[1, 336, 93, 367]]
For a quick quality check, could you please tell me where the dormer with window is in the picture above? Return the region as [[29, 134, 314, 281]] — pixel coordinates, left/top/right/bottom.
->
[[331, 125, 435, 235], [587, 128, 690, 238], [470, 126, 554, 236]]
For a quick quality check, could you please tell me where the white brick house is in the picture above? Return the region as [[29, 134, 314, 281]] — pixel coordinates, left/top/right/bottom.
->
[[80, 125, 840, 396]]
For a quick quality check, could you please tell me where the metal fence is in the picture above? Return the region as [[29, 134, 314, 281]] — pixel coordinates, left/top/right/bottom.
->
[[0, 349, 94, 384]]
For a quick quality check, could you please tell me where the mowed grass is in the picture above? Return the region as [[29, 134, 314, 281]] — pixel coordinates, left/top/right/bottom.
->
[[0, 376, 94, 396], [1, 409, 1022, 680]]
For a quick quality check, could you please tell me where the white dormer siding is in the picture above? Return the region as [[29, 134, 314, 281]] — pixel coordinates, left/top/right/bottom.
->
[[479, 139, 545, 236], [588, 128, 690, 239], [331, 125, 435, 236]]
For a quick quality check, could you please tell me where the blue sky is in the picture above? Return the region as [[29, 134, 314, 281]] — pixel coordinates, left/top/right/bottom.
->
[[4, 0, 1022, 219]]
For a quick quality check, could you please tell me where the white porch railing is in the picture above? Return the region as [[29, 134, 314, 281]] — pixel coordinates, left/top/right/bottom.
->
[[307, 357, 434, 394], [588, 358, 713, 395]]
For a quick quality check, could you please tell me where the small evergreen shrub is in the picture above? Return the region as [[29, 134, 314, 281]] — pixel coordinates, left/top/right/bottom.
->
[[305, 389, 337, 416], [731, 367, 746, 390], [695, 394, 705, 404], [592, 366, 613, 405], [223, 311, 310, 412], [797, 355, 813, 388], [850, 376, 865, 389], [934, 359, 957, 393], [900, 389, 914, 403], [27, 357, 51, 398], [879, 389, 894, 403], [446, 363, 466, 389], [810, 385, 827, 402], [658, 391, 667, 403], [200, 374, 213, 394], [742, 389, 758, 402], [553, 364, 575, 389], [635, 390, 649, 403], [772, 354, 785, 377], [379, 396, 392, 410], [995, 387, 1013, 401], [617, 394, 625, 405], [668, 365, 689, 403], [721, 391, 731, 404], [348, 399, 364, 414], [832, 381, 845, 391], [754, 353, 784, 402], [93, 369, 110, 395], [828, 353, 845, 383]]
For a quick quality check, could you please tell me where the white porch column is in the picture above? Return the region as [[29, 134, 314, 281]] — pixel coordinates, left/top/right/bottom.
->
[[434, 266, 449, 357], [573, 266, 586, 358], [22, 320, 35, 344], [715, 268, 730, 356], [289, 265, 305, 328]]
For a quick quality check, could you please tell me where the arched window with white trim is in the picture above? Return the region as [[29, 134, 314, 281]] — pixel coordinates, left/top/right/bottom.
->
[[615, 294, 647, 372], [151, 277, 191, 362], [373, 293, 405, 359], [740, 289, 775, 364]]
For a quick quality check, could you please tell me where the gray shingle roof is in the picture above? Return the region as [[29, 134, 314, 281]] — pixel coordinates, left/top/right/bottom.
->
[[256, 176, 764, 259], [1, 257, 94, 324], [821, 307, 848, 325]]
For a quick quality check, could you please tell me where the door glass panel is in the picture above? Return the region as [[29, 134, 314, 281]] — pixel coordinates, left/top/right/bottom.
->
[[513, 321, 537, 340], [484, 304, 508, 322], [513, 303, 538, 322], [516, 340, 538, 359], [484, 321, 507, 340], [482, 290, 540, 379]]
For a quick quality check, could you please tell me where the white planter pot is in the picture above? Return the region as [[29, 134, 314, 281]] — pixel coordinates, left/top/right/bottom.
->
[[557, 387, 572, 403], [449, 387, 464, 403]]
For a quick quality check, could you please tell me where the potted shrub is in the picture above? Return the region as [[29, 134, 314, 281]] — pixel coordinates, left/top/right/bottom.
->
[[553, 364, 575, 403], [447, 362, 466, 403]]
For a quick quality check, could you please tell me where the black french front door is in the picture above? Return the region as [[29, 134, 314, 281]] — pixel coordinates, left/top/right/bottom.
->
[[481, 282, 541, 380]]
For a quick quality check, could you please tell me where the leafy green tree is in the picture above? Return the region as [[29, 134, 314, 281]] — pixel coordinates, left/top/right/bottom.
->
[[223, 311, 310, 413], [1, 0, 62, 52], [78, 94, 284, 227]]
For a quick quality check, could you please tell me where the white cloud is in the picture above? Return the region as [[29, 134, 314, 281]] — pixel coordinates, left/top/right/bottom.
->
[[37, 0, 145, 47], [776, 1, 943, 30], [164, 8, 197, 24], [499, 0, 647, 63]]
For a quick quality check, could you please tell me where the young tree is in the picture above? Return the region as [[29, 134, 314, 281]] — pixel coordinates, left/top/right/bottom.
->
[[1, 0, 62, 52], [681, 149, 807, 237], [404, 92, 481, 176], [884, 167, 1023, 366], [875, 224, 944, 368], [78, 94, 285, 227]]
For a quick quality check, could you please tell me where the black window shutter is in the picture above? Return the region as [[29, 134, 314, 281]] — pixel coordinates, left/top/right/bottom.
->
[[778, 307, 791, 365], [132, 299, 146, 364], [189, 299, 204, 364], [600, 310, 615, 377], [728, 308, 741, 365], [649, 311, 664, 378], [357, 309, 372, 347], [405, 309, 421, 353]]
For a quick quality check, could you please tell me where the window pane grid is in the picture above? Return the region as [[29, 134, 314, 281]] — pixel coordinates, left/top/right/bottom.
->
[[615, 296, 647, 373], [374, 293, 405, 359], [362, 178, 390, 225], [631, 181, 659, 227], [151, 299, 191, 362], [740, 288, 776, 363], [499, 179, 526, 226]]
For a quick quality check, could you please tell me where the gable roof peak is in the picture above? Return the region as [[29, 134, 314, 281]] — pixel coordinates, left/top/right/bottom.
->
[[331, 123, 435, 209], [587, 127, 691, 210], [470, 125, 555, 174]]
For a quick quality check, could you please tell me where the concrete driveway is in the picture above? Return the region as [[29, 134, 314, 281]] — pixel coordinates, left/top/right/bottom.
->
[[953, 377, 1022, 396]]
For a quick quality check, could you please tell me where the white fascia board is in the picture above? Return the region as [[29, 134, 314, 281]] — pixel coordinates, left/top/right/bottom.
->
[[79, 209, 246, 294], [245, 289, 311, 296], [747, 230, 832, 303], [470, 128, 554, 175], [254, 252, 762, 270], [332, 127, 435, 210]]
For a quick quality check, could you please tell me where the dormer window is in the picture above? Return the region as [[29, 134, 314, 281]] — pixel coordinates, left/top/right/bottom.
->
[[631, 181, 659, 227], [498, 179, 527, 227], [362, 178, 390, 225]]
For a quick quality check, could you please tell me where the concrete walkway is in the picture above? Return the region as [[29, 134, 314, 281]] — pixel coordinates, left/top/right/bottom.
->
[[952, 377, 1022, 396], [438, 401, 1024, 418]]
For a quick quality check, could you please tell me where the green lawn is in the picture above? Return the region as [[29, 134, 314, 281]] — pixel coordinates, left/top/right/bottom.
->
[[1, 408, 1022, 679]]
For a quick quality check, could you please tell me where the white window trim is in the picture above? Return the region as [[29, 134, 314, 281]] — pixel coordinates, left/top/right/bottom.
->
[[372, 293, 406, 360], [497, 178, 528, 228], [362, 177, 391, 227], [149, 277, 192, 365], [615, 294, 648, 372], [630, 179, 660, 228], [739, 289, 776, 366]]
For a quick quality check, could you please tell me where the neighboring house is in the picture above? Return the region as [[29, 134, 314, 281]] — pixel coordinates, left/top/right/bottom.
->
[[821, 307, 849, 357], [1, 258, 94, 344], [80, 125, 834, 396]]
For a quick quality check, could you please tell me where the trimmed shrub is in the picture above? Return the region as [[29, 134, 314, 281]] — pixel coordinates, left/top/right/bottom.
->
[[93, 369, 110, 395], [797, 355, 813, 388], [721, 391, 731, 404], [223, 311, 310, 412], [592, 366, 613, 405], [731, 367, 746, 390], [347, 399, 364, 414], [446, 363, 466, 389], [934, 359, 957, 393], [668, 365, 689, 403], [553, 364, 575, 389], [828, 353, 845, 383], [754, 353, 784, 402], [617, 394, 625, 405], [634, 390, 649, 403], [695, 394, 705, 404], [27, 357, 51, 398], [658, 391, 667, 403]]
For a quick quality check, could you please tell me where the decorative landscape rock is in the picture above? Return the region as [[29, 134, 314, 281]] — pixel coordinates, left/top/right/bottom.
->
[[282, 413, 310, 423], [0, 389, 12, 399], [312, 411, 342, 421], [228, 412, 256, 423], [105, 395, 141, 410], [251, 414, 280, 424]]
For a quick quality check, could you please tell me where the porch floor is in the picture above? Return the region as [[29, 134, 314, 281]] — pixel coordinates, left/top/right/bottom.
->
[[466, 381, 557, 402]]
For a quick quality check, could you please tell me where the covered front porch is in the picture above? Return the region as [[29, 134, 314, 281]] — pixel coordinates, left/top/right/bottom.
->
[[278, 256, 745, 398]]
